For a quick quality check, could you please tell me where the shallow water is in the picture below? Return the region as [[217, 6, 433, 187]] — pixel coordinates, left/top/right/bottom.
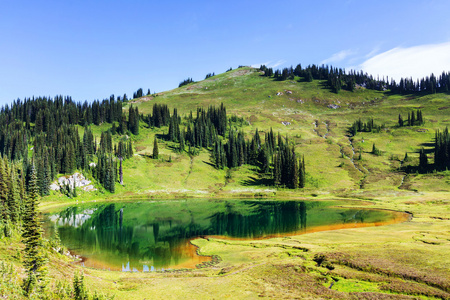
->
[[43, 199, 408, 271]]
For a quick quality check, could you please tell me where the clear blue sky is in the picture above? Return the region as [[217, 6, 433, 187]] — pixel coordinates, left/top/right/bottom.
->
[[1, 0, 449, 104]]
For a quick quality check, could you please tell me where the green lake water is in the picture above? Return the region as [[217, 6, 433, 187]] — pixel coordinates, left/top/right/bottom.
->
[[43, 199, 407, 272]]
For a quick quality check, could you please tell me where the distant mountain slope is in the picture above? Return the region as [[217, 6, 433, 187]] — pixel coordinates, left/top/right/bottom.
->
[[113, 66, 449, 197]]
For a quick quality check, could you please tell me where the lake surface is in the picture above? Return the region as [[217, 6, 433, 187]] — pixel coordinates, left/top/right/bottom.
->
[[43, 199, 408, 271]]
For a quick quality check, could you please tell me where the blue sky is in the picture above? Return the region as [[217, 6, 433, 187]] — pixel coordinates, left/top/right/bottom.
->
[[1, 0, 449, 104]]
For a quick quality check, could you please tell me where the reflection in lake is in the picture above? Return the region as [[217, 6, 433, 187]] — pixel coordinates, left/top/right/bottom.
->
[[44, 200, 406, 271]]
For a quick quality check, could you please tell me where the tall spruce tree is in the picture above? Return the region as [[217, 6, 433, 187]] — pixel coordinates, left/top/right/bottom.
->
[[8, 165, 20, 224], [299, 156, 306, 188], [419, 148, 428, 172], [0, 158, 10, 222], [153, 137, 159, 159], [22, 164, 47, 296]]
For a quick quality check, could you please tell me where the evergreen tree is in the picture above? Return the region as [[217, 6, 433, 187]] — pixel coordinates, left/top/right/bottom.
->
[[119, 158, 123, 185], [73, 271, 87, 300], [299, 156, 306, 188], [153, 137, 159, 159], [21, 164, 47, 296], [291, 152, 299, 189], [0, 158, 10, 222], [8, 165, 20, 224], [419, 148, 428, 172]]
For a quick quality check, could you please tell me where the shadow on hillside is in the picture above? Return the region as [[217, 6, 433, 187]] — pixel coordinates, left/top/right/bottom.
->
[[419, 142, 435, 148], [155, 133, 168, 141], [400, 164, 441, 174], [241, 176, 274, 187], [202, 160, 216, 168]]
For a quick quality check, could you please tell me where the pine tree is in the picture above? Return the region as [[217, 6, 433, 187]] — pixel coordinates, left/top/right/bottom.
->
[[291, 153, 299, 189], [419, 148, 428, 172], [73, 271, 87, 300], [119, 158, 123, 185], [0, 158, 10, 222], [299, 156, 306, 188], [179, 133, 185, 153], [70, 174, 76, 198], [22, 164, 47, 296], [153, 137, 159, 159], [8, 165, 20, 224], [273, 153, 281, 185], [122, 140, 133, 159]]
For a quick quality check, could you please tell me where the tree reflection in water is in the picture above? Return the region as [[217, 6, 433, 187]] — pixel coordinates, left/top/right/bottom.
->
[[47, 200, 397, 271]]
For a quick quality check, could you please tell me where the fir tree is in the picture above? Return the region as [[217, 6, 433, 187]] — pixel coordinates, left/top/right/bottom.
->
[[153, 137, 159, 159], [8, 165, 20, 224], [291, 152, 299, 189], [119, 158, 123, 185], [0, 158, 10, 222], [299, 156, 306, 188], [21, 164, 47, 296], [73, 271, 87, 300], [419, 148, 428, 172]]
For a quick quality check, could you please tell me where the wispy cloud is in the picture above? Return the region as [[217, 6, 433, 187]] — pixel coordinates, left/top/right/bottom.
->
[[364, 45, 381, 58], [270, 60, 286, 68], [359, 42, 450, 81], [251, 60, 286, 69], [251, 61, 271, 68], [320, 49, 357, 65]]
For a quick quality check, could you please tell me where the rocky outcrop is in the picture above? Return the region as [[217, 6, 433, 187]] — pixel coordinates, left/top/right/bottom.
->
[[50, 172, 97, 192]]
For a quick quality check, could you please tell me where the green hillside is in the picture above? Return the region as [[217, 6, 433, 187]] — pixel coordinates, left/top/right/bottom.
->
[[1, 66, 449, 299], [59, 66, 450, 201]]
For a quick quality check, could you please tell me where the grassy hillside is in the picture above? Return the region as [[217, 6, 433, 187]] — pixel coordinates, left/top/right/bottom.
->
[[47, 66, 450, 202], [3, 66, 448, 299]]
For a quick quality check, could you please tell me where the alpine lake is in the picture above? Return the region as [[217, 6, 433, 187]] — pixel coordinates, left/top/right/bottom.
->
[[42, 199, 409, 272]]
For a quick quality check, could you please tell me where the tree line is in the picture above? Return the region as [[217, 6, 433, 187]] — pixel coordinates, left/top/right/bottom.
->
[[350, 110, 425, 136], [398, 110, 424, 127], [349, 118, 382, 135], [433, 127, 450, 171], [179, 78, 194, 87], [0, 94, 142, 197], [145, 102, 306, 189], [259, 64, 450, 95]]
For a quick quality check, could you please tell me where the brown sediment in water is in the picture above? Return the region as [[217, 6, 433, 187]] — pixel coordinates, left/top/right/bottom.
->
[[169, 241, 210, 269], [202, 210, 410, 242], [72, 239, 210, 271]]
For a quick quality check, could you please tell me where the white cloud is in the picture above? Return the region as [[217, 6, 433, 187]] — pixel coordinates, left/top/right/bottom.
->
[[320, 49, 357, 65], [364, 45, 381, 58], [359, 42, 450, 81], [270, 60, 286, 68], [251, 61, 271, 68], [251, 60, 286, 69]]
